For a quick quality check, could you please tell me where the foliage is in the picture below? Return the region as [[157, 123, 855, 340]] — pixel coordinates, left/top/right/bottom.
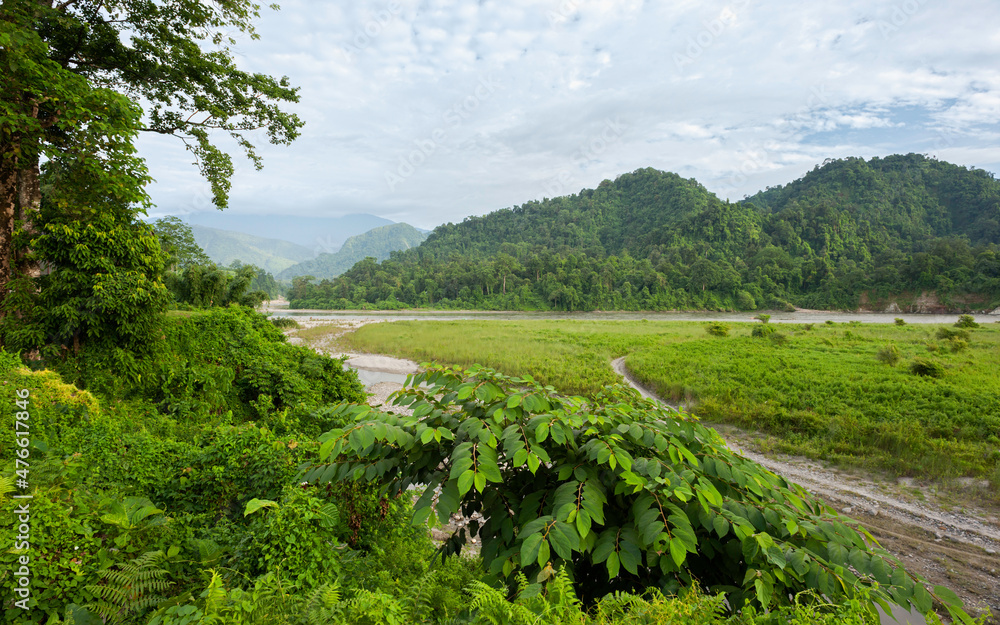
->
[[305, 364, 963, 619], [750, 325, 774, 338], [237, 486, 344, 591], [270, 316, 301, 329], [344, 320, 1000, 488], [754, 315, 770, 324], [875, 344, 901, 366], [895, 318, 906, 326], [163, 263, 268, 309], [909, 358, 945, 378], [288, 156, 1000, 313], [152, 217, 211, 271], [59, 306, 365, 422], [705, 323, 729, 337], [936, 327, 970, 341], [1, 211, 171, 378], [955, 315, 980, 328], [86, 550, 171, 624]]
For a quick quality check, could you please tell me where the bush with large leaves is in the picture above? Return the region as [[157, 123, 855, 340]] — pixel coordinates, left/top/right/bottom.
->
[[306, 364, 972, 621]]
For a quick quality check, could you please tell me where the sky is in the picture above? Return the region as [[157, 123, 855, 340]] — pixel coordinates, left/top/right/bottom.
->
[[144, 0, 1000, 232]]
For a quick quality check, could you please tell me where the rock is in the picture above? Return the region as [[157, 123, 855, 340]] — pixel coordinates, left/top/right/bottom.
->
[[985, 548, 997, 555], [843, 506, 853, 514]]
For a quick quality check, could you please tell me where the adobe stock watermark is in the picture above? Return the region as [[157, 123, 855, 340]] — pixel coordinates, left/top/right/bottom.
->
[[674, 0, 751, 70], [547, 0, 581, 27], [341, 1, 404, 62], [876, 0, 930, 40], [542, 117, 626, 198], [11, 387, 33, 611], [384, 75, 502, 192]]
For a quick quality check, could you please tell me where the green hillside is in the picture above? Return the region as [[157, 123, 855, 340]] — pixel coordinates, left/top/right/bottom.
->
[[287, 155, 1000, 312], [278, 222, 427, 280], [189, 224, 316, 274]]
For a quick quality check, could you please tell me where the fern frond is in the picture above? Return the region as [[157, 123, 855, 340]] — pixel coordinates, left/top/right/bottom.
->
[[466, 580, 536, 625], [86, 550, 171, 624], [0, 474, 15, 499]]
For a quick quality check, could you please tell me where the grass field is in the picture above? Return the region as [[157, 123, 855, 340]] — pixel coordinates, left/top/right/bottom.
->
[[343, 319, 1000, 488]]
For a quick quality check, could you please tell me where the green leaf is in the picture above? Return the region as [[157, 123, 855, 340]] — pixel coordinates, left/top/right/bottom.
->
[[458, 469, 475, 496], [520, 533, 543, 565], [606, 551, 620, 578], [527, 452, 541, 474], [474, 472, 487, 493], [536, 539, 551, 568], [576, 509, 592, 538], [713, 515, 729, 538], [669, 537, 687, 567], [244, 498, 278, 516], [536, 422, 550, 443], [754, 578, 772, 608], [933, 585, 963, 609]]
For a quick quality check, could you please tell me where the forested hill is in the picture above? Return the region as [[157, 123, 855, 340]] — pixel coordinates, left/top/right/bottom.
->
[[278, 222, 427, 280], [288, 155, 1000, 312]]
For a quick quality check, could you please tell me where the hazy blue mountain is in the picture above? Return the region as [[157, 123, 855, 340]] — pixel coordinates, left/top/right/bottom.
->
[[182, 212, 395, 251], [189, 224, 316, 274], [278, 223, 427, 280]]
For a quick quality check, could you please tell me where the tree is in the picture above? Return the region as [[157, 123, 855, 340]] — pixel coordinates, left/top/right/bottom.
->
[[152, 216, 211, 270], [0, 0, 303, 316]]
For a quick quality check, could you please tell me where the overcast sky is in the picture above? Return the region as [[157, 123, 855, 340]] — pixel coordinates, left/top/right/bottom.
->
[[143, 0, 1000, 231]]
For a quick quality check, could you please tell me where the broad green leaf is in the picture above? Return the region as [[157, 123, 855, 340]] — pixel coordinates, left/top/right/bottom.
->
[[606, 551, 620, 578], [520, 533, 543, 565], [457, 469, 475, 496], [669, 537, 686, 567], [536, 539, 551, 568], [244, 499, 278, 516]]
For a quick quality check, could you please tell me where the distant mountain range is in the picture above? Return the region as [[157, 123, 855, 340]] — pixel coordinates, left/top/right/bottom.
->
[[188, 225, 316, 275], [183, 212, 395, 251], [278, 223, 427, 280]]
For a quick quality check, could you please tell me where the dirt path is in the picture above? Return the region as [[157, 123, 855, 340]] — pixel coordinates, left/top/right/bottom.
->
[[612, 356, 1000, 620]]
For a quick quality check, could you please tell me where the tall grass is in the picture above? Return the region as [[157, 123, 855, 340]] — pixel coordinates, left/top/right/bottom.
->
[[344, 320, 1000, 486]]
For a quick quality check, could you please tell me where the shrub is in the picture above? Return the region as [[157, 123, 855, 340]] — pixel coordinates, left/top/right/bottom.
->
[[875, 345, 901, 366], [936, 327, 970, 341], [306, 364, 960, 618], [705, 323, 729, 337], [825, 320, 835, 325], [270, 316, 301, 329], [894, 318, 906, 326], [754, 314, 771, 324], [949, 339, 969, 353], [954, 315, 979, 329], [909, 358, 945, 378], [751, 325, 775, 338], [801, 324, 813, 331]]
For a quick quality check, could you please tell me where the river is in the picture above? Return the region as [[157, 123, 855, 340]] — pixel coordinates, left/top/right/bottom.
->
[[274, 308, 997, 325]]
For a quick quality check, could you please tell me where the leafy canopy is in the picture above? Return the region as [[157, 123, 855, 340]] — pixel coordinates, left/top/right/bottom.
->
[[306, 364, 973, 622]]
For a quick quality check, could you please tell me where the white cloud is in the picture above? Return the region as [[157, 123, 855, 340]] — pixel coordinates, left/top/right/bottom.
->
[[139, 0, 1000, 230]]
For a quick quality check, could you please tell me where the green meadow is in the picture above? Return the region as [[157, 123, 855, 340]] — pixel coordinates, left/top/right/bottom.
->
[[343, 319, 1000, 490]]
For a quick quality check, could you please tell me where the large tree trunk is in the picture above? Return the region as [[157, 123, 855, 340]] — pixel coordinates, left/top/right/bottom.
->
[[15, 161, 41, 278], [0, 140, 18, 319]]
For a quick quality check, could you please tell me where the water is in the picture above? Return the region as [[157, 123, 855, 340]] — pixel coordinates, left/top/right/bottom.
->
[[275, 308, 996, 325], [350, 368, 410, 387]]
